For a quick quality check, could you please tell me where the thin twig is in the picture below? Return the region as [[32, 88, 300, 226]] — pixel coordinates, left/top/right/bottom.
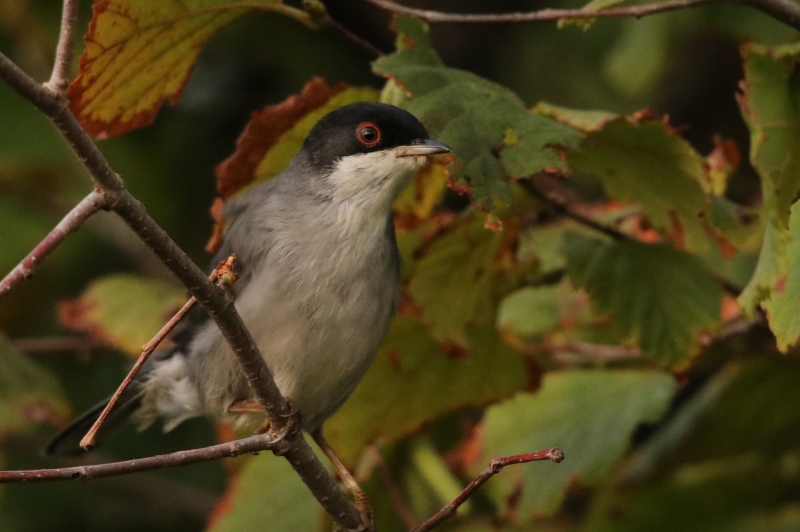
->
[[413, 448, 564, 532], [363, 0, 800, 31], [80, 255, 238, 450], [0, 432, 290, 484], [0, 49, 363, 531], [0, 190, 108, 301], [363, 0, 719, 23], [47, 0, 80, 93]]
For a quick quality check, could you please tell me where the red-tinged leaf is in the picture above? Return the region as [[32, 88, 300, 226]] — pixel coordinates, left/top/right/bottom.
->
[[69, 0, 302, 138], [58, 274, 186, 356]]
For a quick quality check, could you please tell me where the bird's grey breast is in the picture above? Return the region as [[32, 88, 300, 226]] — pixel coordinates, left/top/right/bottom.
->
[[187, 178, 402, 431]]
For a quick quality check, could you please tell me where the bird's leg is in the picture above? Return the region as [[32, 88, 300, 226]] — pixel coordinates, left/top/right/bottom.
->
[[313, 429, 375, 532], [228, 399, 271, 433], [227, 399, 262, 413]]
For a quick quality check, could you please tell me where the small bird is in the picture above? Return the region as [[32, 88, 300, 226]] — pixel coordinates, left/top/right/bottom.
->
[[47, 102, 449, 520]]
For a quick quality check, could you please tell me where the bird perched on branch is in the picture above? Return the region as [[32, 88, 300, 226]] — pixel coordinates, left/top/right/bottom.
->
[[47, 101, 450, 524]]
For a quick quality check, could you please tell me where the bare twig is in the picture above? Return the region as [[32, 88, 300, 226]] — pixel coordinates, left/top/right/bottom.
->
[[47, 0, 80, 93], [363, 0, 719, 23], [0, 190, 108, 301], [0, 47, 364, 531], [363, 0, 800, 31], [0, 432, 290, 484], [80, 255, 238, 450], [413, 448, 565, 532]]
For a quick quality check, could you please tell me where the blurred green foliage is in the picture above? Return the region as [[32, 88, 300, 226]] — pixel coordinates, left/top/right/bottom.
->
[[2, 1, 800, 532]]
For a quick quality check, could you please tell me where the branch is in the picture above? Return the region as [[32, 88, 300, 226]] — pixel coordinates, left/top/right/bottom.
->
[[0, 190, 108, 301], [363, 0, 800, 31], [0, 432, 287, 483], [413, 448, 565, 532], [0, 50, 364, 531], [47, 0, 80, 93], [363, 0, 719, 23]]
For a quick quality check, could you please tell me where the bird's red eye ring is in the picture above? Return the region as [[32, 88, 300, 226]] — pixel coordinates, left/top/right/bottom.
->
[[356, 122, 381, 148]]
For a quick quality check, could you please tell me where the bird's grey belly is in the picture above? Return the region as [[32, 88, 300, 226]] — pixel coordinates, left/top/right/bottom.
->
[[185, 254, 398, 432]]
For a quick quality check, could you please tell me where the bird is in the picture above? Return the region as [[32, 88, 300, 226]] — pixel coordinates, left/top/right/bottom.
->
[[46, 101, 450, 522]]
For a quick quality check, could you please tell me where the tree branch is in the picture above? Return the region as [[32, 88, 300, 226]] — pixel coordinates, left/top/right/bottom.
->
[[413, 448, 565, 532], [0, 432, 288, 483], [363, 0, 800, 31], [0, 190, 108, 300], [0, 49, 364, 531], [47, 0, 80, 93], [363, 0, 720, 23]]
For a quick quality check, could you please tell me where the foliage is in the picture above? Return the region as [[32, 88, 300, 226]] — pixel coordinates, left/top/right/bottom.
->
[[2, 1, 800, 532]]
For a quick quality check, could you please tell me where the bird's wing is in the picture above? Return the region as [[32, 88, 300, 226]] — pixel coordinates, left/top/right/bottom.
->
[[171, 182, 278, 349]]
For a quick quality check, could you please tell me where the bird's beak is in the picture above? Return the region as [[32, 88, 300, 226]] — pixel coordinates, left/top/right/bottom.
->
[[397, 139, 451, 157]]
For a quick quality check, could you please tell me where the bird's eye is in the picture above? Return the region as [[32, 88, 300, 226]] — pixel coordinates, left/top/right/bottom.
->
[[356, 122, 381, 147]]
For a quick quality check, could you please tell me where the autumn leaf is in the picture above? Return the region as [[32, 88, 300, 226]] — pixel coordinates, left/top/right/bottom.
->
[[58, 274, 186, 355], [69, 0, 311, 138]]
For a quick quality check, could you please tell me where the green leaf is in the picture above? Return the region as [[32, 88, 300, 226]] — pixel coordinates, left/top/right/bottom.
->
[[59, 274, 186, 356], [481, 370, 676, 518], [563, 232, 722, 365], [407, 212, 509, 350], [325, 317, 528, 465], [0, 335, 70, 438], [764, 201, 800, 350], [567, 118, 714, 253], [586, 360, 800, 532], [736, 43, 800, 315], [206, 453, 319, 532], [374, 16, 582, 208], [497, 285, 561, 340]]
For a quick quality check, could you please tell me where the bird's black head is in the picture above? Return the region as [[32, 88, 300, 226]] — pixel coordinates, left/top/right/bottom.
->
[[302, 102, 447, 170]]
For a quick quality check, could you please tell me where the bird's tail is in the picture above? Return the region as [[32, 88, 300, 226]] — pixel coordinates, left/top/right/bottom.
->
[[44, 384, 145, 456], [44, 346, 182, 456]]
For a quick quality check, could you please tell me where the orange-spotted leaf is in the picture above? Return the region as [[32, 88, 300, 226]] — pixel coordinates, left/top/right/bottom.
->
[[69, 0, 302, 138], [58, 274, 186, 356]]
